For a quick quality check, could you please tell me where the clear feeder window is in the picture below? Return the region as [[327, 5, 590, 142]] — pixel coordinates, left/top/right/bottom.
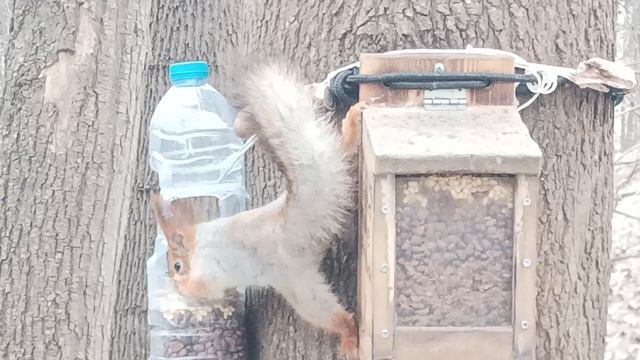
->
[[395, 175, 515, 327]]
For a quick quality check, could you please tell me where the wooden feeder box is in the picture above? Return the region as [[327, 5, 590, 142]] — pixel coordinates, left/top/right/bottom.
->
[[356, 53, 542, 360]]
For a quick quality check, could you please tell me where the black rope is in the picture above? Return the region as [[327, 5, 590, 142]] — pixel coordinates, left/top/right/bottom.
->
[[385, 80, 490, 90], [609, 88, 627, 106], [325, 66, 627, 110], [345, 72, 538, 84], [327, 67, 359, 111]]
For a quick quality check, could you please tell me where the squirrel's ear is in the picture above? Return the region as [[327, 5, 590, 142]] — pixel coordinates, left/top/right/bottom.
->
[[150, 192, 173, 239], [151, 194, 195, 253], [169, 233, 188, 252]]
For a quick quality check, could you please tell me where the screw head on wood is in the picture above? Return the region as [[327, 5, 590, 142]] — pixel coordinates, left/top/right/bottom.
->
[[434, 63, 446, 73], [380, 264, 389, 273], [521, 321, 529, 330], [522, 258, 532, 268], [523, 197, 532, 207], [381, 206, 390, 214], [381, 329, 390, 338]]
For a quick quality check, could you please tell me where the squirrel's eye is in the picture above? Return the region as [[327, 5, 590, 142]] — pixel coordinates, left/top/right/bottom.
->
[[173, 261, 182, 273]]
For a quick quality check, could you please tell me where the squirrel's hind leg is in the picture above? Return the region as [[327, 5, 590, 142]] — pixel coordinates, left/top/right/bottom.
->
[[277, 270, 359, 360]]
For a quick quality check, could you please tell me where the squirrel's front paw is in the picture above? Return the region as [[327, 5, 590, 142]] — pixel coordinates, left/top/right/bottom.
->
[[341, 101, 367, 153], [234, 108, 258, 139]]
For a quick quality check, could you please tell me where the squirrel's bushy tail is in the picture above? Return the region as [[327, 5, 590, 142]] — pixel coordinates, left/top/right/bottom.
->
[[242, 64, 352, 251]]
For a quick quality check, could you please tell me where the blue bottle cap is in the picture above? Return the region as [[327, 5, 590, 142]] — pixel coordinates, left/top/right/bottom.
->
[[169, 61, 209, 83]]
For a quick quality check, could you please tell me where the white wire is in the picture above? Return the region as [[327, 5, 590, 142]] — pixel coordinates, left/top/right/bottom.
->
[[516, 63, 559, 111]]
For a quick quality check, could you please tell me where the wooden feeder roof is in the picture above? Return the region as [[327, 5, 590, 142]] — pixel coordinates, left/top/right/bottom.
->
[[362, 105, 543, 176]]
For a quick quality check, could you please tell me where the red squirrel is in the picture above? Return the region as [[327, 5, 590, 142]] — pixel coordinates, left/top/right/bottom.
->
[[151, 64, 366, 359]]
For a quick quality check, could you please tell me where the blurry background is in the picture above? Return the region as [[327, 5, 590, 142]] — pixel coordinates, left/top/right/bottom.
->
[[606, 0, 640, 358]]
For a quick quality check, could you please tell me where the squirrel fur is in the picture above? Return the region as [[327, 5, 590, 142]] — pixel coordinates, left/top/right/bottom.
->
[[151, 64, 365, 359]]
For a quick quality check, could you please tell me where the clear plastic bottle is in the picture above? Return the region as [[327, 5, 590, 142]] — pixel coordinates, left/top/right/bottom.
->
[[148, 60, 247, 216], [147, 61, 248, 360]]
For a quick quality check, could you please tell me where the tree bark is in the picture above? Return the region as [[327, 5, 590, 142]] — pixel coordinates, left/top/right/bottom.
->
[[0, 1, 150, 359]]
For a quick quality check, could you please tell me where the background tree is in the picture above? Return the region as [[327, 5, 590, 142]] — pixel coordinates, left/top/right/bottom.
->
[[616, 0, 640, 152], [606, 0, 640, 358]]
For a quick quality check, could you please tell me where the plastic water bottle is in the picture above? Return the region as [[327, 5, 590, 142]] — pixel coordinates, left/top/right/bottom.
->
[[147, 61, 249, 359], [148, 60, 249, 216]]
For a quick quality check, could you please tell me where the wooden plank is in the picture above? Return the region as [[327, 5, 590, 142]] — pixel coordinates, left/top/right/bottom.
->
[[394, 326, 513, 360], [358, 52, 516, 107], [371, 174, 396, 359], [357, 136, 375, 360], [513, 175, 539, 359]]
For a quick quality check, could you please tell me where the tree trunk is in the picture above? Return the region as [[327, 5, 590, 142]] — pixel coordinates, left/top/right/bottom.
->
[[0, 1, 149, 359], [207, 1, 616, 359]]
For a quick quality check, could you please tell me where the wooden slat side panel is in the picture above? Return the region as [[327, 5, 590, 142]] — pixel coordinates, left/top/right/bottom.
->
[[358, 132, 375, 360], [513, 175, 539, 359], [371, 174, 396, 358], [358, 53, 516, 107], [395, 327, 513, 360]]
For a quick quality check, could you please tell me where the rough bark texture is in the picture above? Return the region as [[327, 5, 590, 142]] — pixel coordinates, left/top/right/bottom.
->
[[0, 0, 149, 359]]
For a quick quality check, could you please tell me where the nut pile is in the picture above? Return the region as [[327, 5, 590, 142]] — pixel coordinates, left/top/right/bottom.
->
[[149, 291, 246, 359], [148, 197, 246, 359], [395, 175, 515, 327]]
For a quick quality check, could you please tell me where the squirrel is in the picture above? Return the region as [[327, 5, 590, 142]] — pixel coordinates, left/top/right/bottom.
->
[[151, 64, 366, 360]]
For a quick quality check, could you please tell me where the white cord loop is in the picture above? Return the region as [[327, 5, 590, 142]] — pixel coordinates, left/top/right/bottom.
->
[[517, 64, 559, 111]]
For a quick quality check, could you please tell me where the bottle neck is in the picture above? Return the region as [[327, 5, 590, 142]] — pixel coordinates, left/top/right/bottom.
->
[[170, 77, 208, 87]]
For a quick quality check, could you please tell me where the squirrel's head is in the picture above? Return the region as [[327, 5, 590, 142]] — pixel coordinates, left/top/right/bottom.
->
[[150, 192, 197, 291]]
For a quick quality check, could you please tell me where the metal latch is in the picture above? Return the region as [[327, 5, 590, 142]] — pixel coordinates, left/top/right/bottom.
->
[[423, 88, 468, 110]]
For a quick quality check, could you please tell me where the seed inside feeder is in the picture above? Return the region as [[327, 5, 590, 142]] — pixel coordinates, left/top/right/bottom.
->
[[149, 289, 246, 359], [395, 175, 515, 327]]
